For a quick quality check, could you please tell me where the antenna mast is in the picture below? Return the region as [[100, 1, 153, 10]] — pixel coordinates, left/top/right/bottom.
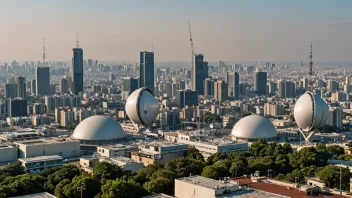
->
[[76, 34, 79, 48], [308, 42, 313, 92], [42, 38, 46, 64]]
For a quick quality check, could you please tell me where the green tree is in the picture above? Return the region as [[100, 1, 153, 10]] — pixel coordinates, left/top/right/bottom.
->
[[274, 154, 292, 174], [93, 162, 124, 181], [248, 156, 274, 174], [338, 154, 352, 161], [165, 157, 204, 178], [282, 143, 293, 154], [186, 147, 204, 161], [317, 165, 351, 191], [229, 159, 248, 177], [0, 162, 24, 177], [284, 169, 305, 183], [151, 170, 176, 181], [326, 145, 345, 159], [39, 166, 62, 178], [144, 177, 173, 195], [315, 143, 329, 166], [201, 165, 228, 180], [62, 175, 101, 198], [54, 179, 71, 198], [275, 173, 285, 180], [0, 174, 46, 197], [288, 147, 318, 169], [249, 139, 268, 157], [45, 164, 81, 192], [101, 179, 148, 198]]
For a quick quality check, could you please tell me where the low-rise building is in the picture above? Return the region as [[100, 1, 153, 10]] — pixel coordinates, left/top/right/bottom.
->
[[18, 155, 63, 174], [80, 156, 143, 173], [0, 143, 18, 163], [97, 144, 138, 158], [131, 142, 188, 166], [15, 138, 80, 158]]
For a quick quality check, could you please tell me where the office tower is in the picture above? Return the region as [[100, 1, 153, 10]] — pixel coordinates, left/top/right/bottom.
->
[[140, 51, 154, 93], [214, 80, 228, 102], [227, 72, 239, 98], [164, 83, 172, 97], [8, 99, 27, 117], [31, 80, 36, 95], [192, 54, 208, 95], [346, 75, 352, 85], [60, 78, 69, 94], [327, 107, 342, 128], [204, 78, 215, 97], [268, 81, 277, 94], [72, 46, 84, 95], [33, 103, 47, 115], [278, 80, 295, 98], [16, 77, 26, 99], [331, 92, 347, 102], [123, 77, 139, 94], [109, 73, 115, 82], [176, 90, 198, 108], [0, 100, 9, 117], [5, 83, 17, 99], [36, 67, 50, 96], [327, 80, 338, 91], [301, 78, 309, 89], [344, 85, 352, 94], [177, 80, 186, 90], [254, 71, 267, 95]]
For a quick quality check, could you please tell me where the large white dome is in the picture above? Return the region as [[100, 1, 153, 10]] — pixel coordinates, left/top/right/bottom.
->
[[294, 91, 329, 131], [125, 87, 159, 127], [72, 115, 126, 141], [231, 115, 278, 139]]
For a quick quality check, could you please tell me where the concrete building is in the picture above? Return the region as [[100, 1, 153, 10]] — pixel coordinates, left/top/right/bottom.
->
[[264, 103, 284, 116], [227, 72, 239, 98], [33, 103, 47, 114], [80, 156, 143, 173], [8, 98, 27, 117], [60, 109, 75, 127], [175, 176, 240, 198], [204, 78, 215, 97], [254, 71, 267, 95], [31, 115, 51, 126], [327, 80, 338, 92], [19, 155, 63, 174], [15, 138, 80, 158], [45, 94, 81, 112], [176, 90, 198, 108], [214, 80, 228, 102], [122, 77, 139, 99], [60, 77, 70, 94], [160, 108, 181, 131], [131, 142, 188, 166], [327, 107, 343, 128], [16, 77, 26, 99], [5, 83, 17, 99], [0, 143, 18, 163], [97, 144, 138, 158]]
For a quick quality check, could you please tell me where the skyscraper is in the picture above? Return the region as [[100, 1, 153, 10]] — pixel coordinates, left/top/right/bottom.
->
[[36, 67, 50, 96], [176, 90, 198, 108], [123, 77, 139, 94], [214, 80, 228, 102], [30, 80, 36, 95], [204, 78, 215, 97], [16, 77, 26, 99], [72, 46, 84, 95], [227, 72, 239, 98], [254, 71, 267, 95], [192, 54, 208, 95], [140, 51, 154, 93], [60, 78, 69, 94], [8, 99, 27, 117], [5, 83, 17, 99]]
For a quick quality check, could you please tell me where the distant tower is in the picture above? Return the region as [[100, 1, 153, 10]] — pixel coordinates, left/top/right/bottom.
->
[[72, 36, 84, 95], [308, 42, 313, 92], [139, 51, 154, 93], [254, 71, 267, 96], [36, 38, 50, 96], [16, 77, 26, 99]]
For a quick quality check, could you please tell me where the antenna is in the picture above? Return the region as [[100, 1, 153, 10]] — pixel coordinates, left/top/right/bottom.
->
[[42, 38, 46, 64], [308, 41, 313, 92], [76, 34, 79, 48]]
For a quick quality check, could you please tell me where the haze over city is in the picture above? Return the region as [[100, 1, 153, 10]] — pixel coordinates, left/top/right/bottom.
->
[[1, 0, 352, 62]]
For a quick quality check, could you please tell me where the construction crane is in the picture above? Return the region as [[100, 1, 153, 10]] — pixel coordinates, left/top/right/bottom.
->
[[42, 38, 46, 64], [188, 20, 195, 56]]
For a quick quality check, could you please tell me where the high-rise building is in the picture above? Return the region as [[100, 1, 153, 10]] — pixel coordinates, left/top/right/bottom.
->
[[176, 90, 198, 108], [60, 78, 69, 94], [16, 77, 26, 99], [327, 80, 338, 92], [33, 103, 47, 115], [277, 80, 295, 98], [227, 72, 239, 98], [254, 71, 267, 95], [140, 51, 154, 93], [72, 47, 84, 95], [123, 77, 139, 94], [204, 78, 215, 97], [214, 80, 228, 102], [36, 67, 50, 96], [264, 103, 284, 116], [109, 73, 116, 82], [8, 99, 27, 117], [30, 80, 36, 95], [192, 54, 208, 95], [5, 83, 17, 99], [177, 80, 186, 90], [160, 108, 181, 131], [327, 107, 343, 128]]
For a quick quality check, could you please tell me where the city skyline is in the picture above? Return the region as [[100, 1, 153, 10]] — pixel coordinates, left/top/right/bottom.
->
[[1, 0, 352, 62]]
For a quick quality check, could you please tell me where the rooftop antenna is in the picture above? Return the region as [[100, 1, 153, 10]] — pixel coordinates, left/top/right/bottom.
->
[[308, 41, 313, 92], [42, 38, 46, 64], [76, 34, 79, 48]]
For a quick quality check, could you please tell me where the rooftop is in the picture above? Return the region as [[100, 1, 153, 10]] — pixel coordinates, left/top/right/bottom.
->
[[176, 175, 236, 190], [217, 188, 289, 198], [142, 194, 174, 198], [10, 192, 57, 198], [14, 138, 78, 145], [18, 155, 63, 163]]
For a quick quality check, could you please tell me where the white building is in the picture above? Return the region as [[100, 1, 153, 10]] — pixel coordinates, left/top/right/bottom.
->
[[327, 107, 343, 128], [97, 144, 138, 158], [0, 143, 18, 163], [19, 155, 63, 174], [15, 138, 80, 159]]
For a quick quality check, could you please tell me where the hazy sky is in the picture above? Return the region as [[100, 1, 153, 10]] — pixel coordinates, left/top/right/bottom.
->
[[1, 0, 352, 62]]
